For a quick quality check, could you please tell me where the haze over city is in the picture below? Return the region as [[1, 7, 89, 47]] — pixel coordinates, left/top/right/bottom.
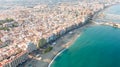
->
[[0, 0, 120, 67]]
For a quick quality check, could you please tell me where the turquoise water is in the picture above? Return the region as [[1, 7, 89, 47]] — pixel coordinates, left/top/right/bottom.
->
[[51, 25, 120, 67], [51, 4, 120, 67]]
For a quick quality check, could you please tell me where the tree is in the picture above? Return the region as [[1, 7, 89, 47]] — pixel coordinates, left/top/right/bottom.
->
[[37, 38, 47, 48], [43, 46, 53, 53], [0, 27, 10, 31], [5, 18, 14, 22]]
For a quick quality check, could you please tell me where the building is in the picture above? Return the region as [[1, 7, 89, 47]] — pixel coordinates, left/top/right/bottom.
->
[[0, 51, 28, 67], [26, 42, 37, 53]]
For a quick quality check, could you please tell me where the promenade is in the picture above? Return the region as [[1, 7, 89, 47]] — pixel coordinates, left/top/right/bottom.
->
[[0, 0, 120, 67]]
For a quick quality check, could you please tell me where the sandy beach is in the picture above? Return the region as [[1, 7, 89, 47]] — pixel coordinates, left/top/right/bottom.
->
[[24, 23, 93, 67], [23, 4, 118, 66]]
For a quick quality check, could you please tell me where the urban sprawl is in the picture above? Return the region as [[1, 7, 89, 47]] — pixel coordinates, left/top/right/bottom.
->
[[0, 0, 120, 67]]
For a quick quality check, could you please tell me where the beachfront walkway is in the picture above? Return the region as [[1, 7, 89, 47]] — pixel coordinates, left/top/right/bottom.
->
[[24, 23, 92, 67]]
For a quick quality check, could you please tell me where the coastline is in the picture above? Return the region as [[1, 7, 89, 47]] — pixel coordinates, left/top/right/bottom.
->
[[47, 4, 114, 67], [48, 29, 80, 67], [49, 4, 120, 67], [24, 3, 119, 67], [25, 23, 93, 67], [0, 0, 120, 67], [41, 23, 92, 67]]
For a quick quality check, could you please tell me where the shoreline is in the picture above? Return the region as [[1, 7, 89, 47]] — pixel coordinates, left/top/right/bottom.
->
[[26, 7, 106, 67], [24, 3, 118, 67], [48, 30, 80, 67], [25, 23, 93, 67], [47, 4, 115, 67], [48, 48, 66, 67]]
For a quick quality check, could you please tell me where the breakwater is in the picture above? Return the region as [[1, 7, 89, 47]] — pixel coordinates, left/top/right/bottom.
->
[[94, 22, 120, 28]]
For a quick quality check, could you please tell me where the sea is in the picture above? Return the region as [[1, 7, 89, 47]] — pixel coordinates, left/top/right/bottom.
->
[[0, 1, 120, 67], [50, 4, 120, 67]]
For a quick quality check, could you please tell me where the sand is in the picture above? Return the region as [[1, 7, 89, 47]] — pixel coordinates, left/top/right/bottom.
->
[[24, 23, 93, 67]]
